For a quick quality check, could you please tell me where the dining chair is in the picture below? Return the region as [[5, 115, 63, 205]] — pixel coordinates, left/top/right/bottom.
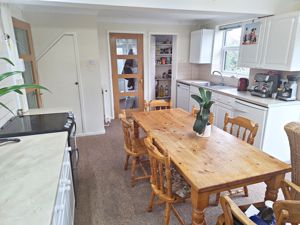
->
[[121, 118, 150, 187], [215, 112, 259, 204], [144, 136, 190, 225], [284, 122, 300, 191], [216, 180, 300, 225], [191, 105, 215, 125], [144, 99, 172, 111]]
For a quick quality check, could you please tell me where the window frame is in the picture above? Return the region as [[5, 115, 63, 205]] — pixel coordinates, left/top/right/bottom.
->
[[220, 27, 249, 78]]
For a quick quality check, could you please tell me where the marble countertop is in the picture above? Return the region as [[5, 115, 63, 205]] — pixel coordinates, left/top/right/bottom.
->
[[0, 132, 68, 225], [24, 107, 71, 116], [178, 79, 300, 108]]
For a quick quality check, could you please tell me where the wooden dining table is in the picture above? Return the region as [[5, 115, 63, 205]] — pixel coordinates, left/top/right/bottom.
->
[[131, 108, 292, 225]]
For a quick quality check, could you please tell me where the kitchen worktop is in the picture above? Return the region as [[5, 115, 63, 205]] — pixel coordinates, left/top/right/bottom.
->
[[0, 132, 68, 225], [178, 79, 300, 108]]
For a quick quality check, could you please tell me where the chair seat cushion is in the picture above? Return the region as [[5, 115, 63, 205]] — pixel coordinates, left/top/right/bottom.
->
[[170, 165, 191, 198]]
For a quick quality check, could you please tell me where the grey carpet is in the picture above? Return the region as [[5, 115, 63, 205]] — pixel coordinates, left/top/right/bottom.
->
[[75, 119, 287, 225]]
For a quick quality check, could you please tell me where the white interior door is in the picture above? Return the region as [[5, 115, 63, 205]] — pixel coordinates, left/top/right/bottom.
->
[[37, 34, 84, 134]]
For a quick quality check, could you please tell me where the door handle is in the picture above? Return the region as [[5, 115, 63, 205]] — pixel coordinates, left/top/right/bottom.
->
[[139, 79, 143, 84], [75, 82, 79, 85]]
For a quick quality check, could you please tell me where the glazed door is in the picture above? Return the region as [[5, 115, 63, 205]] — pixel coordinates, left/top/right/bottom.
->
[[13, 18, 41, 108], [109, 33, 144, 118]]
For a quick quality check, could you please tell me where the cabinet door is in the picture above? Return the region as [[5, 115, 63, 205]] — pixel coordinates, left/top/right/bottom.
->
[[215, 103, 234, 129], [261, 13, 298, 70], [238, 19, 265, 68], [189, 29, 214, 64], [176, 83, 190, 111]]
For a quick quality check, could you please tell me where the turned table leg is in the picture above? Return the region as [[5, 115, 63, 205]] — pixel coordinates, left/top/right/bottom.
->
[[133, 120, 139, 138], [191, 188, 209, 225], [264, 173, 285, 202]]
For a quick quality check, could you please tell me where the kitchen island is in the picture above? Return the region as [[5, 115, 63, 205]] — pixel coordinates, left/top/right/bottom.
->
[[0, 132, 72, 225]]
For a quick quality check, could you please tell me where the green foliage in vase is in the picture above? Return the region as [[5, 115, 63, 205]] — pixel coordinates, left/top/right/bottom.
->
[[191, 87, 214, 135], [0, 57, 49, 114]]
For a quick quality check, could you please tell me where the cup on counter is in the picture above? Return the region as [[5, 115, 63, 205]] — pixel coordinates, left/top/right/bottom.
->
[[271, 92, 277, 99]]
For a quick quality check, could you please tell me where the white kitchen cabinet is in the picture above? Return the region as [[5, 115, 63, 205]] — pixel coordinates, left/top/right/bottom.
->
[[189, 29, 214, 64], [238, 19, 266, 68], [261, 12, 300, 71], [52, 147, 75, 225], [238, 11, 300, 71], [176, 82, 190, 111]]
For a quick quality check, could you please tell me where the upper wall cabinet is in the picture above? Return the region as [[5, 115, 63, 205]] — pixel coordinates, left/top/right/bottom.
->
[[261, 12, 300, 71], [238, 11, 300, 71], [189, 29, 214, 64], [238, 19, 266, 68]]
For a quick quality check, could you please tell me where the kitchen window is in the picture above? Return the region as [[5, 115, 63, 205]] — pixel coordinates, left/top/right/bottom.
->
[[220, 27, 249, 77]]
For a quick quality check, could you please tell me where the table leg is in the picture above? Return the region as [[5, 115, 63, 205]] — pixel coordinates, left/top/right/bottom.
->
[[191, 188, 209, 225], [264, 173, 285, 202], [133, 120, 139, 138]]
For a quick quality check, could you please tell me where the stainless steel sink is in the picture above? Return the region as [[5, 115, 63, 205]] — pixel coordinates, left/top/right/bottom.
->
[[209, 84, 234, 90]]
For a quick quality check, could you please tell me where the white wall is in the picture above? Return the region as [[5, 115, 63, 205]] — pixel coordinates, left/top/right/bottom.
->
[[97, 21, 193, 118], [0, 4, 26, 128], [23, 12, 105, 135]]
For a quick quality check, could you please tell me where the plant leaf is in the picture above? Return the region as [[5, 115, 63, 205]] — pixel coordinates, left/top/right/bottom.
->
[[206, 90, 212, 101], [191, 94, 203, 105], [0, 102, 15, 115], [14, 89, 23, 94], [0, 84, 49, 97], [0, 57, 14, 66], [0, 71, 22, 82], [198, 87, 207, 102]]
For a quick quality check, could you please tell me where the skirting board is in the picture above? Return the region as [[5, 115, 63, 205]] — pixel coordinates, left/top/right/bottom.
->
[[77, 129, 106, 137]]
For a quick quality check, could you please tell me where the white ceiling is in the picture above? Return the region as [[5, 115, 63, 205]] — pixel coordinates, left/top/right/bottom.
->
[[5, 0, 300, 25], [13, 3, 263, 25]]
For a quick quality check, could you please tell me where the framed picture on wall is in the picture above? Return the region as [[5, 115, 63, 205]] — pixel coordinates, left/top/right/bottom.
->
[[242, 22, 261, 45]]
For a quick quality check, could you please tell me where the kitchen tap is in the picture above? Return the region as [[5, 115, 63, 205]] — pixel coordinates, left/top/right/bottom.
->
[[212, 70, 225, 86]]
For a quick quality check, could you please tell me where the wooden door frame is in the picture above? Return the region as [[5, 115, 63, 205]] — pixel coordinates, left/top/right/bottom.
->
[[109, 32, 144, 118], [148, 32, 178, 107], [12, 17, 42, 108]]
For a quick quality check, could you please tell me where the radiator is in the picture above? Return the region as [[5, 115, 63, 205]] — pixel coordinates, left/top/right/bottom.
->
[[102, 88, 111, 125]]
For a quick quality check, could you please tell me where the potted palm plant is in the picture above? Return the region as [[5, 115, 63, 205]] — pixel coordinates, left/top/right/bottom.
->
[[0, 57, 48, 114], [191, 87, 214, 137]]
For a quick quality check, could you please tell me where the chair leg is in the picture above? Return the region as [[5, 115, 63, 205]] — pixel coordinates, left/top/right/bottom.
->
[[215, 192, 221, 205], [163, 203, 171, 225], [147, 191, 156, 212], [243, 186, 249, 197], [171, 204, 185, 225], [124, 154, 130, 170], [131, 157, 137, 187]]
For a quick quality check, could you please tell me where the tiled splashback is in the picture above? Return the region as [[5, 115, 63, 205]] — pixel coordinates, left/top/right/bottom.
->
[[185, 63, 300, 99]]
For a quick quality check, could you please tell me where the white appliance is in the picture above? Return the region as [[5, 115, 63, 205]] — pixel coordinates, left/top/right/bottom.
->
[[234, 99, 268, 149], [176, 82, 190, 111], [189, 82, 210, 112]]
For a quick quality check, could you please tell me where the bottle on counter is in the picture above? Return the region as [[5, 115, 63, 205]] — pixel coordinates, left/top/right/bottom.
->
[[165, 85, 169, 97], [159, 85, 164, 97]]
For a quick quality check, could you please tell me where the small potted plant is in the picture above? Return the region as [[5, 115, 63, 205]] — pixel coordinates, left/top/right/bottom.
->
[[191, 87, 214, 137]]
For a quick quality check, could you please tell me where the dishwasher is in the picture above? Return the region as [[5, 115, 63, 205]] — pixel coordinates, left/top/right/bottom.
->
[[176, 82, 190, 111], [234, 99, 268, 149]]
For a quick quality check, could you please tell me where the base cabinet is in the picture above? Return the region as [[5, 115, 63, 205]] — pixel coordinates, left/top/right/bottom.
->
[[52, 147, 75, 225]]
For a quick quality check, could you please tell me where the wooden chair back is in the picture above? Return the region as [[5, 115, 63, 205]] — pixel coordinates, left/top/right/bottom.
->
[[119, 109, 126, 119], [144, 136, 173, 201], [121, 118, 134, 153], [218, 180, 300, 225], [223, 112, 259, 145], [274, 180, 300, 224], [191, 105, 215, 125], [144, 100, 172, 111], [284, 122, 300, 188]]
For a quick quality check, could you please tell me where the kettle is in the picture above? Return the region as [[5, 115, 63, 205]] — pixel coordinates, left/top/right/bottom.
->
[[237, 78, 249, 91]]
